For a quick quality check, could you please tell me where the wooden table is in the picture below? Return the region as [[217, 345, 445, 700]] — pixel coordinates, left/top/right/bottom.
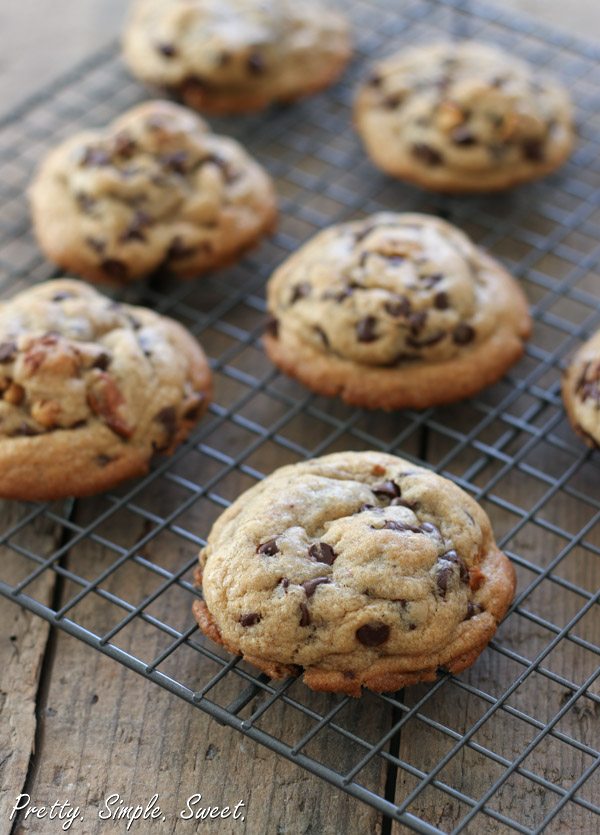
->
[[1, 2, 599, 834]]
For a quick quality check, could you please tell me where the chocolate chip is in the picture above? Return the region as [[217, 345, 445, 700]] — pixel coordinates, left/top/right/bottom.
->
[[453, 323, 475, 345], [154, 406, 178, 447], [265, 316, 279, 338], [239, 613, 261, 627], [257, 539, 279, 556], [279, 577, 290, 591], [96, 454, 114, 467], [385, 296, 411, 317], [308, 542, 337, 565], [522, 139, 545, 162], [411, 143, 443, 166], [434, 291, 449, 310], [372, 480, 400, 500], [466, 601, 482, 619], [436, 565, 453, 598], [101, 259, 129, 282], [11, 422, 40, 437], [356, 622, 390, 646], [247, 52, 265, 74], [442, 549, 469, 583], [160, 150, 189, 174], [157, 43, 177, 58], [324, 287, 353, 303], [451, 127, 477, 146], [390, 497, 416, 509], [385, 254, 406, 266], [406, 331, 445, 349], [301, 577, 331, 598], [121, 210, 152, 244], [81, 147, 111, 167], [420, 522, 438, 535], [166, 236, 199, 261], [368, 72, 382, 87], [92, 352, 111, 370], [218, 51, 231, 67], [357, 316, 378, 343], [0, 341, 17, 363], [51, 291, 75, 302], [76, 192, 96, 214], [84, 236, 106, 255], [299, 602, 311, 627], [126, 314, 142, 331], [290, 283, 311, 304], [409, 311, 428, 335], [358, 503, 376, 512], [314, 326, 330, 348], [182, 75, 207, 94], [111, 132, 137, 158], [422, 273, 443, 288], [383, 94, 404, 109], [381, 520, 423, 534]]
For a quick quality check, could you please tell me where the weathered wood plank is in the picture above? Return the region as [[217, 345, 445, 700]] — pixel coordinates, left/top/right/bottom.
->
[[0, 503, 61, 827]]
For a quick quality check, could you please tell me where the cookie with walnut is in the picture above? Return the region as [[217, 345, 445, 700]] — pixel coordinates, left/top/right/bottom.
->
[[193, 451, 515, 695], [264, 213, 531, 410], [562, 330, 600, 449], [123, 0, 351, 114], [354, 41, 573, 192], [0, 279, 212, 500], [29, 101, 277, 285]]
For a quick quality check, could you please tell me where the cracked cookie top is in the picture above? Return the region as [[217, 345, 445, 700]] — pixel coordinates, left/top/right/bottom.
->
[[562, 330, 600, 449], [197, 451, 515, 691], [30, 101, 277, 285], [123, 0, 351, 113], [354, 41, 573, 192], [267, 213, 529, 367], [0, 279, 211, 499]]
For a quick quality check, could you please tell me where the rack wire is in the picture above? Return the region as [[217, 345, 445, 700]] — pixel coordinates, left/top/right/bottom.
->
[[1, 0, 599, 831]]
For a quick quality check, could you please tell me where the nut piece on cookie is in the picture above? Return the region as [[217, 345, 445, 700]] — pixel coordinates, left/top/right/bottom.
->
[[562, 330, 600, 450], [264, 212, 531, 410], [123, 0, 351, 114], [0, 279, 212, 500], [192, 451, 516, 695], [29, 101, 277, 285], [354, 41, 574, 192]]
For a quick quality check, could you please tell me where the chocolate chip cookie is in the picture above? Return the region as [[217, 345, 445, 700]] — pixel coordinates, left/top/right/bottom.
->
[[354, 41, 574, 192], [0, 279, 212, 500], [264, 213, 531, 410], [562, 330, 600, 449], [193, 451, 515, 695], [30, 101, 277, 285], [123, 0, 351, 114]]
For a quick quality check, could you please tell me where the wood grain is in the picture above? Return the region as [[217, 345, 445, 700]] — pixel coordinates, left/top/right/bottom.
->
[[0, 503, 61, 826]]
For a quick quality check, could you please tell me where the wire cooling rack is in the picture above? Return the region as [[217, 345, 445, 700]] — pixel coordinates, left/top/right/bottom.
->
[[1, 0, 599, 832]]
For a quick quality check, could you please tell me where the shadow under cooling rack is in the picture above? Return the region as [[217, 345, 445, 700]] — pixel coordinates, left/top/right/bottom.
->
[[1, 1, 600, 832]]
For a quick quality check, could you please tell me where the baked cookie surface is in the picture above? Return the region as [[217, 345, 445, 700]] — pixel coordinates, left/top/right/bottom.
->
[[0, 279, 212, 500], [30, 101, 277, 285], [562, 330, 600, 449], [354, 41, 573, 192], [123, 0, 351, 114], [193, 451, 516, 695], [264, 213, 531, 410]]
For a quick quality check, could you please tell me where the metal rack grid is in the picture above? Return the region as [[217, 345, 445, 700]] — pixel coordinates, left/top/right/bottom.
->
[[0, 0, 599, 832]]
